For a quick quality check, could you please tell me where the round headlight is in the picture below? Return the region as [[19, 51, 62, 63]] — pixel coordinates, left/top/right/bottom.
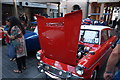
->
[[36, 52, 41, 60], [78, 52, 82, 57], [75, 65, 84, 75], [84, 47, 90, 52]]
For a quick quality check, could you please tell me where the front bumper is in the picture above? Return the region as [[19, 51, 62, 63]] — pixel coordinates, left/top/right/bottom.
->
[[37, 62, 84, 79]]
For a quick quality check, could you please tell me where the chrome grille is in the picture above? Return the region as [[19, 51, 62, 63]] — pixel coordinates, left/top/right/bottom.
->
[[42, 63, 71, 78]]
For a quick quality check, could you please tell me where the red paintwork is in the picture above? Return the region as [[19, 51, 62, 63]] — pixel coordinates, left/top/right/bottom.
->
[[0, 29, 4, 40], [38, 35, 116, 79], [36, 10, 117, 79], [36, 10, 82, 66], [0, 30, 9, 43]]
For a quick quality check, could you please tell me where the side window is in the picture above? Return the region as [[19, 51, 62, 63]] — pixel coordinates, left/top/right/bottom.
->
[[79, 30, 84, 41], [108, 30, 112, 38], [101, 30, 108, 44]]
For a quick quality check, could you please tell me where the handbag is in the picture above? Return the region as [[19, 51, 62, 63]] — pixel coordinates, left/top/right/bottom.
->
[[7, 44, 16, 58]]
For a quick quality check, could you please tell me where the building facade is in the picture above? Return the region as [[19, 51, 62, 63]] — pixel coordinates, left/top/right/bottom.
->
[[88, 0, 120, 23], [60, 0, 88, 18], [2, 0, 120, 25], [2, 1, 60, 25]]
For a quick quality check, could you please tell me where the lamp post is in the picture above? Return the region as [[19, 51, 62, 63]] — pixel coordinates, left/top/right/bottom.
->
[[86, 0, 89, 17], [13, 0, 18, 18]]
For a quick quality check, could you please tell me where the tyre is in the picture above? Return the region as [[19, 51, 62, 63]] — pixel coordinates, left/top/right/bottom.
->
[[90, 69, 98, 80]]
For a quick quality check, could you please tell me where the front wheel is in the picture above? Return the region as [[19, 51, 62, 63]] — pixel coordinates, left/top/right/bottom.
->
[[90, 69, 98, 80]]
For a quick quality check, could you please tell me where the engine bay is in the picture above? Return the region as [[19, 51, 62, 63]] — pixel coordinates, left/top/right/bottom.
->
[[77, 44, 90, 59]]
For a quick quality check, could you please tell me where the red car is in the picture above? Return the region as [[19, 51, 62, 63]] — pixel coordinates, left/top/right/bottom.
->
[[36, 10, 117, 80], [0, 27, 7, 44], [0, 29, 4, 41]]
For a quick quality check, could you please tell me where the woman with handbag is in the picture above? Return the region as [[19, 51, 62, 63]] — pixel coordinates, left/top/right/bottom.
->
[[4, 20, 16, 61], [4, 16, 27, 73]]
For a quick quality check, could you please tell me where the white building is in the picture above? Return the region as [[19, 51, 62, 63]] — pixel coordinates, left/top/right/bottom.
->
[[60, 0, 88, 18]]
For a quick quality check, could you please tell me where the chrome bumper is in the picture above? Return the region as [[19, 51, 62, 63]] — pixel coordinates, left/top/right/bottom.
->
[[37, 62, 84, 79]]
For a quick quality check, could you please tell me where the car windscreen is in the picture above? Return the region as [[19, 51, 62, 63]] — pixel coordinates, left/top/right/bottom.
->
[[79, 29, 99, 44]]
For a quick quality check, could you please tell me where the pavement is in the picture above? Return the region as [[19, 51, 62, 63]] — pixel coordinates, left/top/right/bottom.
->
[[2, 45, 48, 80], [1, 44, 106, 80]]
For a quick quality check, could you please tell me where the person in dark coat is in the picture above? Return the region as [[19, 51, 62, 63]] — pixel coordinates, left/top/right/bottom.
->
[[97, 17, 107, 26], [111, 17, 118, 28], [19, 13, 28, 24], [117, 19, 120, 32], [19, 13, 28, 29], [71, 5, 81, 12]]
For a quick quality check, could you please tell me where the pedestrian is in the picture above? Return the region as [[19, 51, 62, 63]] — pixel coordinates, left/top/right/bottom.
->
[[111, 17, 118, 28], [4, 16, 27, 73], [19, 13, 28, 24], [4, 19, 16, 61], [116, 19, 120, 32], [19, 13, 28, 29], [97, 17, 107, 26], [43, 13, 48, 18], [4, 20, 10, 31], [83, 15, 92, 25], [71, 4, 81, 12], [4, 20, 12, 44], [104, 39, 120, 80], [2, 20, 10, 45]]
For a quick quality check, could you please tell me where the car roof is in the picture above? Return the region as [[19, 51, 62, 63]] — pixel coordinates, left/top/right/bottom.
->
[[81, 25, 111, 31]]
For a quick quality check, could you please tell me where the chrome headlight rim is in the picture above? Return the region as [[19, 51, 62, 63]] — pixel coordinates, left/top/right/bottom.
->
[[84, 47, 90, 52], [75, 65, 84, 75], [36, 52, 41, 60]]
